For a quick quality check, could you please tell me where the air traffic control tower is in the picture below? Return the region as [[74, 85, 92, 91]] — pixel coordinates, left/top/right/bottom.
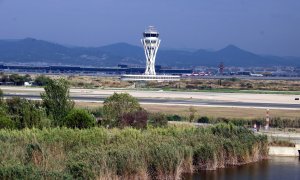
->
[[121, 26, 180, 81], [142, 26, 160, 75]]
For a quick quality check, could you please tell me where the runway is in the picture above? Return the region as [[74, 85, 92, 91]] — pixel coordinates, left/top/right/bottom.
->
[[2, 88, 300, 110]]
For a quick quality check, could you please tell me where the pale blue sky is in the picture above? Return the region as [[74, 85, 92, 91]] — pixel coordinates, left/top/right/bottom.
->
[[0, 0, 299, 56]]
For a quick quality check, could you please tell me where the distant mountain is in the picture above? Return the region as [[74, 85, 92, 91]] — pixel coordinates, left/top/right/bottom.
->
[[0, 38, 299, 67]]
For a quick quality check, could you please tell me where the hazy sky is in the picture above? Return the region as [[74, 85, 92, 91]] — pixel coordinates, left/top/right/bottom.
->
[[0, 0, 299, 56]]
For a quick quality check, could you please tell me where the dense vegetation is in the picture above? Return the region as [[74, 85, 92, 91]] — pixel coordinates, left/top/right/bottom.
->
[[0, 78, 270, 179], [146, 78, 300, 92], [196, 116, 300, 129], [0, 73, 32, 86], [0, 124, 268, 179]]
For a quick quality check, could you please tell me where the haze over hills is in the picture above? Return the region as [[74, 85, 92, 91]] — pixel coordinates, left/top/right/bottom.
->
[[0, 38, 299, 67]]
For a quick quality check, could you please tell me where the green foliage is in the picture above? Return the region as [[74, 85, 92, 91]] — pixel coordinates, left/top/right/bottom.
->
[[188, 106, 197, 122], [41, 79, 74, 126], [67, 161, 94, 179], [148, 113, 168, 127], [64, 109, 96, 129], [25, 143, 44, 166], [6, 74, 32, 86], [269, 138, 295, 147], [102, 93, 141, 127], [121, 109, 148, 129], [0, 88, 3, 102], [34, 75, 51, 86], [203, 117, 300, 129], [0, 113, 15, 129], [88, 107, 103, 118], [0, 125, 268, 179], [6, 97, 46, 129], [197, 116, 209, 123], [167, 114, 182, 121], [0, 165, 72, 179]]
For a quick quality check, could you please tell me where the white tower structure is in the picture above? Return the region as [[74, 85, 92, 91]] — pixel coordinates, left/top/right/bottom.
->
[[141, 26, 161, 75], [120, 26, 180, 82]]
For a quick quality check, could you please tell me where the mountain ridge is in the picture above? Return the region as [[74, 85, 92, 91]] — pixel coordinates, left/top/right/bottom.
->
[[0, 38, 299, 67]]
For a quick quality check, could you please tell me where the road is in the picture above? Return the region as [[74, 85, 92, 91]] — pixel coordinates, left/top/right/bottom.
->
[[2, 86, 300, 109]]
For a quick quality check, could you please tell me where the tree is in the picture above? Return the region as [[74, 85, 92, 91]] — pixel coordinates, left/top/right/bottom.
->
[[41, 79, 74, 126], [102, 93, 141, 127], [64, 109, 96, 129], [34, 75, 51, 86], [9, 74, 31, 86], [6, 97, 46, 129]]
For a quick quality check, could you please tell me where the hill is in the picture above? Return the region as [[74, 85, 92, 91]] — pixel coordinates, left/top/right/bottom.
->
[[0, 38, 299, 67]]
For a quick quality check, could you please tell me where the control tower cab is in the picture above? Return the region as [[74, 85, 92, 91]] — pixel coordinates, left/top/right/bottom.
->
[[141, 26, 161, 75]]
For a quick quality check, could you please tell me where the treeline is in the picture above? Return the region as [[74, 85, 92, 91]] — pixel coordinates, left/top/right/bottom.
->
[[0, 124, 268, 179], [0, 73, 51, 86]]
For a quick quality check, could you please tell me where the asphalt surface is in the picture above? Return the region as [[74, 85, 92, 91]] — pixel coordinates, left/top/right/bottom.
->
[[4, 93, 300, 109]]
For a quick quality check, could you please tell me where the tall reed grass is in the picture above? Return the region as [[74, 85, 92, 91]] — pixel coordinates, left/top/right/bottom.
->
[[0, 124, 268, 179]]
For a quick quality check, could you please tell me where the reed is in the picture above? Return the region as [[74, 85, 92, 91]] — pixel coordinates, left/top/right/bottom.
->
[[0, 124, 268, 179]]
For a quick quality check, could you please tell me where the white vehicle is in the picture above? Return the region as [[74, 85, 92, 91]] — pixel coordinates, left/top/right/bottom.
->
[[24, 82, 32, 86], [250, 73, 263, 77]]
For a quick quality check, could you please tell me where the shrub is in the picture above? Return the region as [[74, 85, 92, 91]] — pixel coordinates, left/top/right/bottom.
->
[[0, 115, 15, 129], [269, 139, 295, 147], [64, 109, 96, 129], [149, 113, 168, 127], [34, 75, 51, 86], [102, 93, 141, 127], [6, 97, 46, 129], [197, 116, 209, 123], [25, 143, 44, 166], [121, 109, 148, 129], [167, 114, 182, 121], [67, 161, 94, 179]]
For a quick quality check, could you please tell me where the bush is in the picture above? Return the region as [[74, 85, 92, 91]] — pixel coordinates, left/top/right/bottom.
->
[[197, 116, 209, 123], [167, 114, 182, 122], [67, 161, 94, 179], [64, 109, 96, 129], [121, 109, 148, 129], [102, 93, 141, 127], [149, 113, 168, 127], [6, 97, 46, 129], [0, 115, 15, 129], [34, 75, 51, 86]]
